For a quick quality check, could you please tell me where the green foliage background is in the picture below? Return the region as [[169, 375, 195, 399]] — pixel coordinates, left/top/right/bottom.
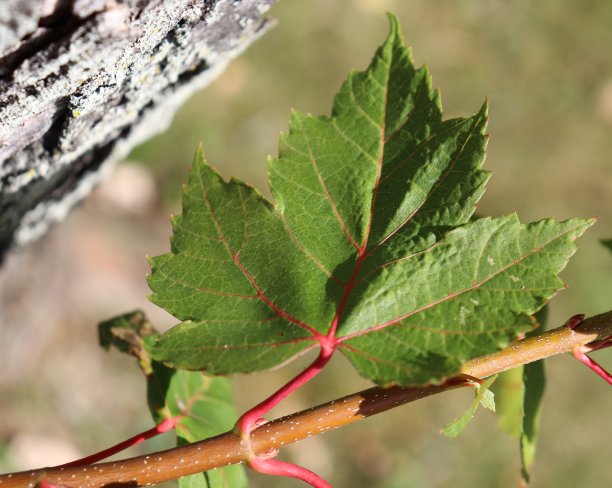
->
[[0, 1, 609, 488]]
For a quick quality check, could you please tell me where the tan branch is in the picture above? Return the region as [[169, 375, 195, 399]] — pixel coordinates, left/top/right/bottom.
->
[[2, 310, 611, 488]]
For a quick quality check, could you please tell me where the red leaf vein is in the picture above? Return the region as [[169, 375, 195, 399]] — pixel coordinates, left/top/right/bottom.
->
[[197, 168, 322, 339], [339, 223, 582, 342]]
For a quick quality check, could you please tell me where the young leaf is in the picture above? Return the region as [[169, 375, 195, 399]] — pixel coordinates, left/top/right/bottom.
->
[[479, 384, 496, 413], [99, 312, 247, 488], [99, 311, 157, 374], [441, 375, 497, 438], [146, 15, 593, 386]]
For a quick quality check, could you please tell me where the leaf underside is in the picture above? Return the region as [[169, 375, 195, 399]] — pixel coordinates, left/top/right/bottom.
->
[[147, 15, 593, 386]]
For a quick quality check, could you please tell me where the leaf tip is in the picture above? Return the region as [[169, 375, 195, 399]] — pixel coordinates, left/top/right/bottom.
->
[[570, 217, 597, 241], [195, 142, 206, 159], [521, 469, 531, 485], [480, 97, 489, 117], [385, 12, 401, 37], [288, 108, 305, 124]]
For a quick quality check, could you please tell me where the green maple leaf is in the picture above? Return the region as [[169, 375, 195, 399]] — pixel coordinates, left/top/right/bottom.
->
[[146, 15, 593, 386]]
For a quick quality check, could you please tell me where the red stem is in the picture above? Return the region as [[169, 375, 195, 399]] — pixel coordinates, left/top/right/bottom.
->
[[573, 347, 612, 385], [235, 346, 334, 438], [36, 481, 57, 488], [249, 458, 332, 488], [56, 416, 183, 468], [234, 345, 335, 486]]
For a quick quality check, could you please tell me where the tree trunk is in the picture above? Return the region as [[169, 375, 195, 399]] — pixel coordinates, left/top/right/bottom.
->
[[0, 0, 274, 258]]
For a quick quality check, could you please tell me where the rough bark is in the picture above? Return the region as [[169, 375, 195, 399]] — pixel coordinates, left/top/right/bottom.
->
[[0, 0, 275, 258]]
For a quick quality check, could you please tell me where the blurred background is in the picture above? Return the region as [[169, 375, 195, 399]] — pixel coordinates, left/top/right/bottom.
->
[[1, 0, 611, 487]]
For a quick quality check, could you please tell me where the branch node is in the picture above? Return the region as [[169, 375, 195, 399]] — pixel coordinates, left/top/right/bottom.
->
[[565, 313, 585, 330]]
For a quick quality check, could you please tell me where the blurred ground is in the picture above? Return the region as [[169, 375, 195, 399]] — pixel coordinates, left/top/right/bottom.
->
[[1, 1, 611, 487]]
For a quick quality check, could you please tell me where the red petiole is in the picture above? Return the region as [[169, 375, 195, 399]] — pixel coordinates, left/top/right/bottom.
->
[[573, 343, 612, 385], [234, 341, 335, 486], [249, 457, 332, 488], [56, 416, 183, 468], [235, 344, 335, 440]]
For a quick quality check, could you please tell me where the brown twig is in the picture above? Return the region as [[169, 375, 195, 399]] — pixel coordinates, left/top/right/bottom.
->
[[1, 310, 611, 488]]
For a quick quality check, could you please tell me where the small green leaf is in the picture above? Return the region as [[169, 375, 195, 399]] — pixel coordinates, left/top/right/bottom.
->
[[520, 357, 545, 483], [520, 306, 547, 484], [493, 307, 547, 484], [153, 366, 248, 488], [601, 239, 612, 253], [147, 15, 593, 387], [496, 364, 545, 485], [99, 312, 247, 488], [479, 385, 496, 412], [442, 375, 497, 438], [493, 367, 524, 438]]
